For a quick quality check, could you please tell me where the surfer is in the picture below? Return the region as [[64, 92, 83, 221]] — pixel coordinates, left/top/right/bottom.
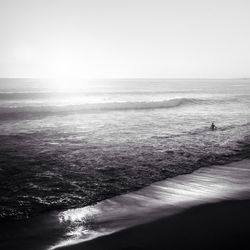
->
[[210, 122, 217, 131]]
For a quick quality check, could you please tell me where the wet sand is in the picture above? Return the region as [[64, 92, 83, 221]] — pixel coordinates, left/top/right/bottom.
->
[[1, 160, 250, 250], [57, 199, 250, 250], [53, 159, 250, 250]]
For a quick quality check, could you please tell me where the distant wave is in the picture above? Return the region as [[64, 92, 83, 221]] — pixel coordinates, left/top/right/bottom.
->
[[0, 98, 205, 120], [0, 96, 249, 120], [0, 91, 249, 100], [0, 91, 201, 100]]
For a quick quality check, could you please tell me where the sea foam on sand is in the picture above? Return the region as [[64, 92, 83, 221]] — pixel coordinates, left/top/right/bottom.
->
[[50, 159, 250, 250], [1, 160, 250, 250]]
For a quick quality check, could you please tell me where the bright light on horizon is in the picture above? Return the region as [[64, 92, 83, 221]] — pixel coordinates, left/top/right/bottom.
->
[[40, 78, 96, 92], [0, 0, 250, 79]]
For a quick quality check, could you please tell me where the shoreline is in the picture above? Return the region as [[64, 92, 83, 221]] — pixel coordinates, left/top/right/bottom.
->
[[0, 159, 250, 250], [57, 198, 250, 250], [51, 159, 250, 249]]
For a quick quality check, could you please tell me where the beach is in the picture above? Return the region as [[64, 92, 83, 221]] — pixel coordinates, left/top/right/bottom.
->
[[1, 0, 250, 248], [0, 79, 249, 250], [1, 159, 250, 250], [57, 199, 250, 250], [52, 159, 250, 250]]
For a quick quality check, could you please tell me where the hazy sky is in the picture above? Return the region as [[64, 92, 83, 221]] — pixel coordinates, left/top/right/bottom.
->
[[0, 0, 250, 78]]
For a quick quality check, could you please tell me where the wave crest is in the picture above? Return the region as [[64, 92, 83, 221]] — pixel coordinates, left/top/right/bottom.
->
[[0, 98, 199, 119], [0, 97, 243, 120]]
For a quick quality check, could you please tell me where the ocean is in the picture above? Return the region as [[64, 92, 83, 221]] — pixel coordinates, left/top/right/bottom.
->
[[0, 78, 250, 223]]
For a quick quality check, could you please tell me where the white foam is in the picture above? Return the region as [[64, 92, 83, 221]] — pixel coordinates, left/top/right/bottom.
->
[[51, 159, 250, 249]]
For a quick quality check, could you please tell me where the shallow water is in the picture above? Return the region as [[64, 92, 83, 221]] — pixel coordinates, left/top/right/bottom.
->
[[0, 79, 250, 221], [1, 160, 250, 250]]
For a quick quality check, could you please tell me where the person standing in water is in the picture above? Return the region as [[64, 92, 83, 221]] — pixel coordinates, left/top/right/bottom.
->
[[210, 122, 217, 131]]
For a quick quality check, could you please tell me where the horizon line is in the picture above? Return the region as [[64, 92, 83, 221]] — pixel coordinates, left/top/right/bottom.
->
[[0, 77, 250, 80]]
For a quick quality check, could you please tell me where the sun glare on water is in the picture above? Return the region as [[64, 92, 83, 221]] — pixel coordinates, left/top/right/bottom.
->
[[45, 78, 95, 93]]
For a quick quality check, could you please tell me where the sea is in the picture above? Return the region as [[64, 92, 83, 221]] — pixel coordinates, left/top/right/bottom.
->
[[0, 78, 250, 224]]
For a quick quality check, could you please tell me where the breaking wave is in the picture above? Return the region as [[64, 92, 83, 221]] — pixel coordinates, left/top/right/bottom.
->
[[0, 97, 239, 120]]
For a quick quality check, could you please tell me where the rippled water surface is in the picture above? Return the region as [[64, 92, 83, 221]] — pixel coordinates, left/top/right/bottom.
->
[[0, 79, 249, 221]]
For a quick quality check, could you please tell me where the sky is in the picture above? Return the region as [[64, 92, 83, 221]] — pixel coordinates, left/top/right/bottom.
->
[[0, 0, 250, 79]]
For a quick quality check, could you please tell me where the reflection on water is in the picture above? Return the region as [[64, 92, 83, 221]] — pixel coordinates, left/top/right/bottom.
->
[[1, 79, 249, 222], [51, 160, 250, 250]]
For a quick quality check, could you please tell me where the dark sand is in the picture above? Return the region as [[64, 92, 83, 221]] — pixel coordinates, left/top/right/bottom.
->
[[57, 199, 250, 250], [1, 160, 250, 250]]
